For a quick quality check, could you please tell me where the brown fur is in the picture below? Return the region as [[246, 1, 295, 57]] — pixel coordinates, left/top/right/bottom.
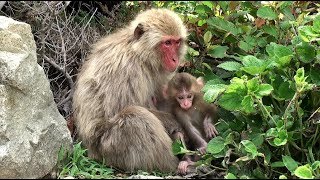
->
[[72, 8, 187, 172]]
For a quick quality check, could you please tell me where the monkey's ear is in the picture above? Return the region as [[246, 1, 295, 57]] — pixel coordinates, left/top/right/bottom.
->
[[134, 23, 144, 40], [196, 77, 205, 88]]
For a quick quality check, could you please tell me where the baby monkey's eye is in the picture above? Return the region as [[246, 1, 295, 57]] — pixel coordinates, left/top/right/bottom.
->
[[178, 96, 183, 100], [187, 94, 192, 98]]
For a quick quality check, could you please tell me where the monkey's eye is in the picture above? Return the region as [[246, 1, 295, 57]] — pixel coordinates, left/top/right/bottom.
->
[[164, 40, 172, 46], [187, 94, 192, 99], [176, 39, 181, 45], [178, 96, 183, 100]]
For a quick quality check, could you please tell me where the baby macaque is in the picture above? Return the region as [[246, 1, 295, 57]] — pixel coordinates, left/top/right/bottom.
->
[[159, 72, 219, 175]]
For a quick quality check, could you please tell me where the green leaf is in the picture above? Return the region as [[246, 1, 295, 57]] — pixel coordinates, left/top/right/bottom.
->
[[187, 47, 199, 57], [203, 84, 227, 103], [279, 175, 288, 179], [241, 95, 255, 113], [207, 136, 225, 154], [218, 1, 229, 12], [271, 161, 285, 168], [310, 67, 320, 85], [172, 139, 191, 155], [296, 42, 316, 63], [247, 78, 259, 93], [311, 161, 320, 171], [225, 173, 237, 179], [198, 19, 206, 26], [299, 26, 319, 42], [263, 25, 278, 37], [266, 42, 293, 58], [294, 165, 314, 179], [207, 17, 241, 35], [242, 55, 264, 67], [217, 61, 243, 72], [256, 84, 273, 98], [239, 41, 254, 52], [282, 155, 298, 173], [274, 137, 287, 146], [203, 31, 212, 45], [218, 92, 244, 111], [208, 45, 229, 58], [202, 1, 214, 9], [241, 140, 258, 157], [257, 6, 277, 20]]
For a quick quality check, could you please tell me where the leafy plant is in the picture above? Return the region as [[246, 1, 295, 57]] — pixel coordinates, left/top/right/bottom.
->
[[57, 142, 114, 179], [157, 1, 320, 179]]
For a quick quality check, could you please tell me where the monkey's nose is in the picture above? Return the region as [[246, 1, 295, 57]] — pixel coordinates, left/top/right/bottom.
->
[[172, 58, 176, 62]]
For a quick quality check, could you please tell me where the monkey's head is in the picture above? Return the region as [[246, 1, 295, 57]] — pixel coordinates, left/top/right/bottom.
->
[[130, 8, 188, 72], [166, 73, 204, 110]]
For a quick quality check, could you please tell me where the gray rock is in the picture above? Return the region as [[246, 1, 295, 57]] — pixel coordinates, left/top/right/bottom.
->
[[0, 16, 72, 178]]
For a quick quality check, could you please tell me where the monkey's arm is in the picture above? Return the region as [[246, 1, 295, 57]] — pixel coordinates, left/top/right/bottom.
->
[[202, 104, 219, 139], [175, 109, 208, 154]]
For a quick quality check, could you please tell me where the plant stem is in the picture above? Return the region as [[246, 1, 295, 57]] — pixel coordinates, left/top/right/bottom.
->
[[283, 92, 299, 128], [257, 98, 276, 125]]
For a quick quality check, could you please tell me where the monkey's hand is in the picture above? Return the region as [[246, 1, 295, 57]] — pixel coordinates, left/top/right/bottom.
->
[[203, 115, 219, 139], [204, 122, 218, 139], [197, 142, 208, 155], [177, 159, 195, 175]]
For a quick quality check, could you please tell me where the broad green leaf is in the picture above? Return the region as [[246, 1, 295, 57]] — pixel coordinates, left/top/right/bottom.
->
[[271, 161, 285, 168], [311, 161, 320, 171], [217, 61, 243, 72], [266, 42, 293, 58], [250, 133, 264, 147], [275, 80, 295, 100], [207, 136, 225, 154], [202, 1, 214, 9], [203, 31, 213, 45], [256, 84, 273, 98], [257, 6, 277, 20], [242, 66, 266, 75], [294, 67, 305, 85], [278, 129, 288, 140], [274, 138, 287, 146], [225, 173, 237, 179], [218, 1, 229, 12], [241, 95, 255, 113], [266, 128, 278, 137], [296, 42, 316, 63], [195, 4, 211, 14], [198, 19, 206, 26], [172, 139, 191, 155], [239, 41, 254, 52], [224, 132, 235, 145], [208, 45, 229, 58], [263, 25, 278, 37], [218, 92, 244, 111], [276, 56, 292, 67], [207, 17, 241, 35], [226, 77, 247, 93], [299, 26, 319, 42], [187, 47, 199, 56], [242, 55, 264, 67], [247, 78, 259, 93], [282, 155, 298, 173], [279, 175, 288, 179], [294, 165, 314, 179], [310, 67, 320, 85], [313, 15, 320, 33], [203, 84, 227, 103], [241, 140, 258, 157]]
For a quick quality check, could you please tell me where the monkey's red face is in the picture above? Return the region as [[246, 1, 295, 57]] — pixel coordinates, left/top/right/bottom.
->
[[176, 90, 194, 110], [160, 36, 182, 72]]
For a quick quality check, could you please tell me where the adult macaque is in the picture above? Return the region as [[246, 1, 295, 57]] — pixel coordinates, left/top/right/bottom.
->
[[72, 8, 187, 172], [164, 72, 219, 174]]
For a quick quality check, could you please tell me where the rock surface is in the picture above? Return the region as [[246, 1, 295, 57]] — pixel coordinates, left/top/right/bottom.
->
[[0, 16, 72, 178]]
